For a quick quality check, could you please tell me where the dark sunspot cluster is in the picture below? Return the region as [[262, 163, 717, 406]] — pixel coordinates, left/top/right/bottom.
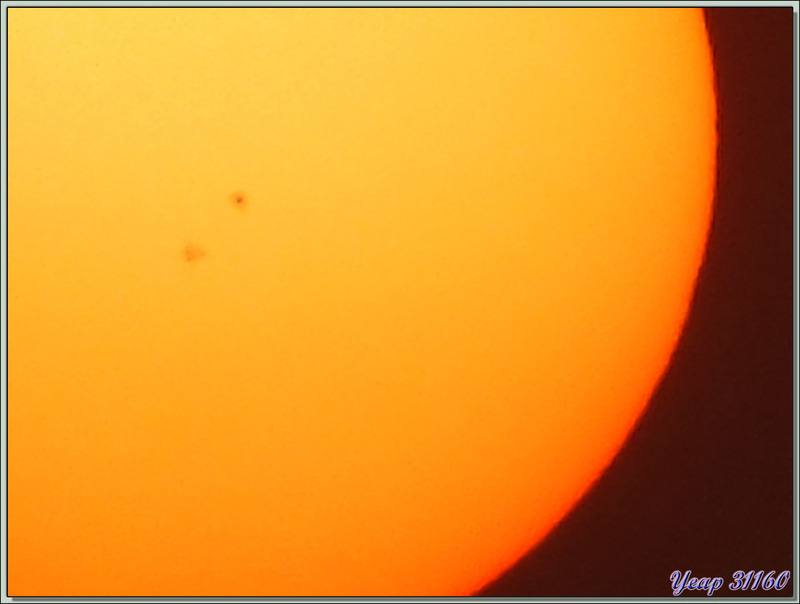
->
[[181, 191, 248, 262]]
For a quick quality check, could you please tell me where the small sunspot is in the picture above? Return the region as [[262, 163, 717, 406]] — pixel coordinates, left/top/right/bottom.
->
[[183, 243, 207, 263], [231, 192, 247, 209]]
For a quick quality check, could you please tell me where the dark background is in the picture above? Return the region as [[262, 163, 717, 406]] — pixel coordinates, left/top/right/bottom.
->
[[479, 7, 795, 598]]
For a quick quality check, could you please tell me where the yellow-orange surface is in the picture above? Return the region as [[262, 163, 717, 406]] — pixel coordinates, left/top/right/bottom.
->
[[8, 8, 716, 596]]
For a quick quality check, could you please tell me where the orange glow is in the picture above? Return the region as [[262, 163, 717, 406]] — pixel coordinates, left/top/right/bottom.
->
[[8, 8, 716, 596]]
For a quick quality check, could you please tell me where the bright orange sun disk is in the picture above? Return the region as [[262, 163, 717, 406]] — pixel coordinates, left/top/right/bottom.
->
[[9, 8, 715, 596]]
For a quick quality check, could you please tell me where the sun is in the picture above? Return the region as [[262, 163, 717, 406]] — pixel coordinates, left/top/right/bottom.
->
[[8, 8, 715, 596]]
